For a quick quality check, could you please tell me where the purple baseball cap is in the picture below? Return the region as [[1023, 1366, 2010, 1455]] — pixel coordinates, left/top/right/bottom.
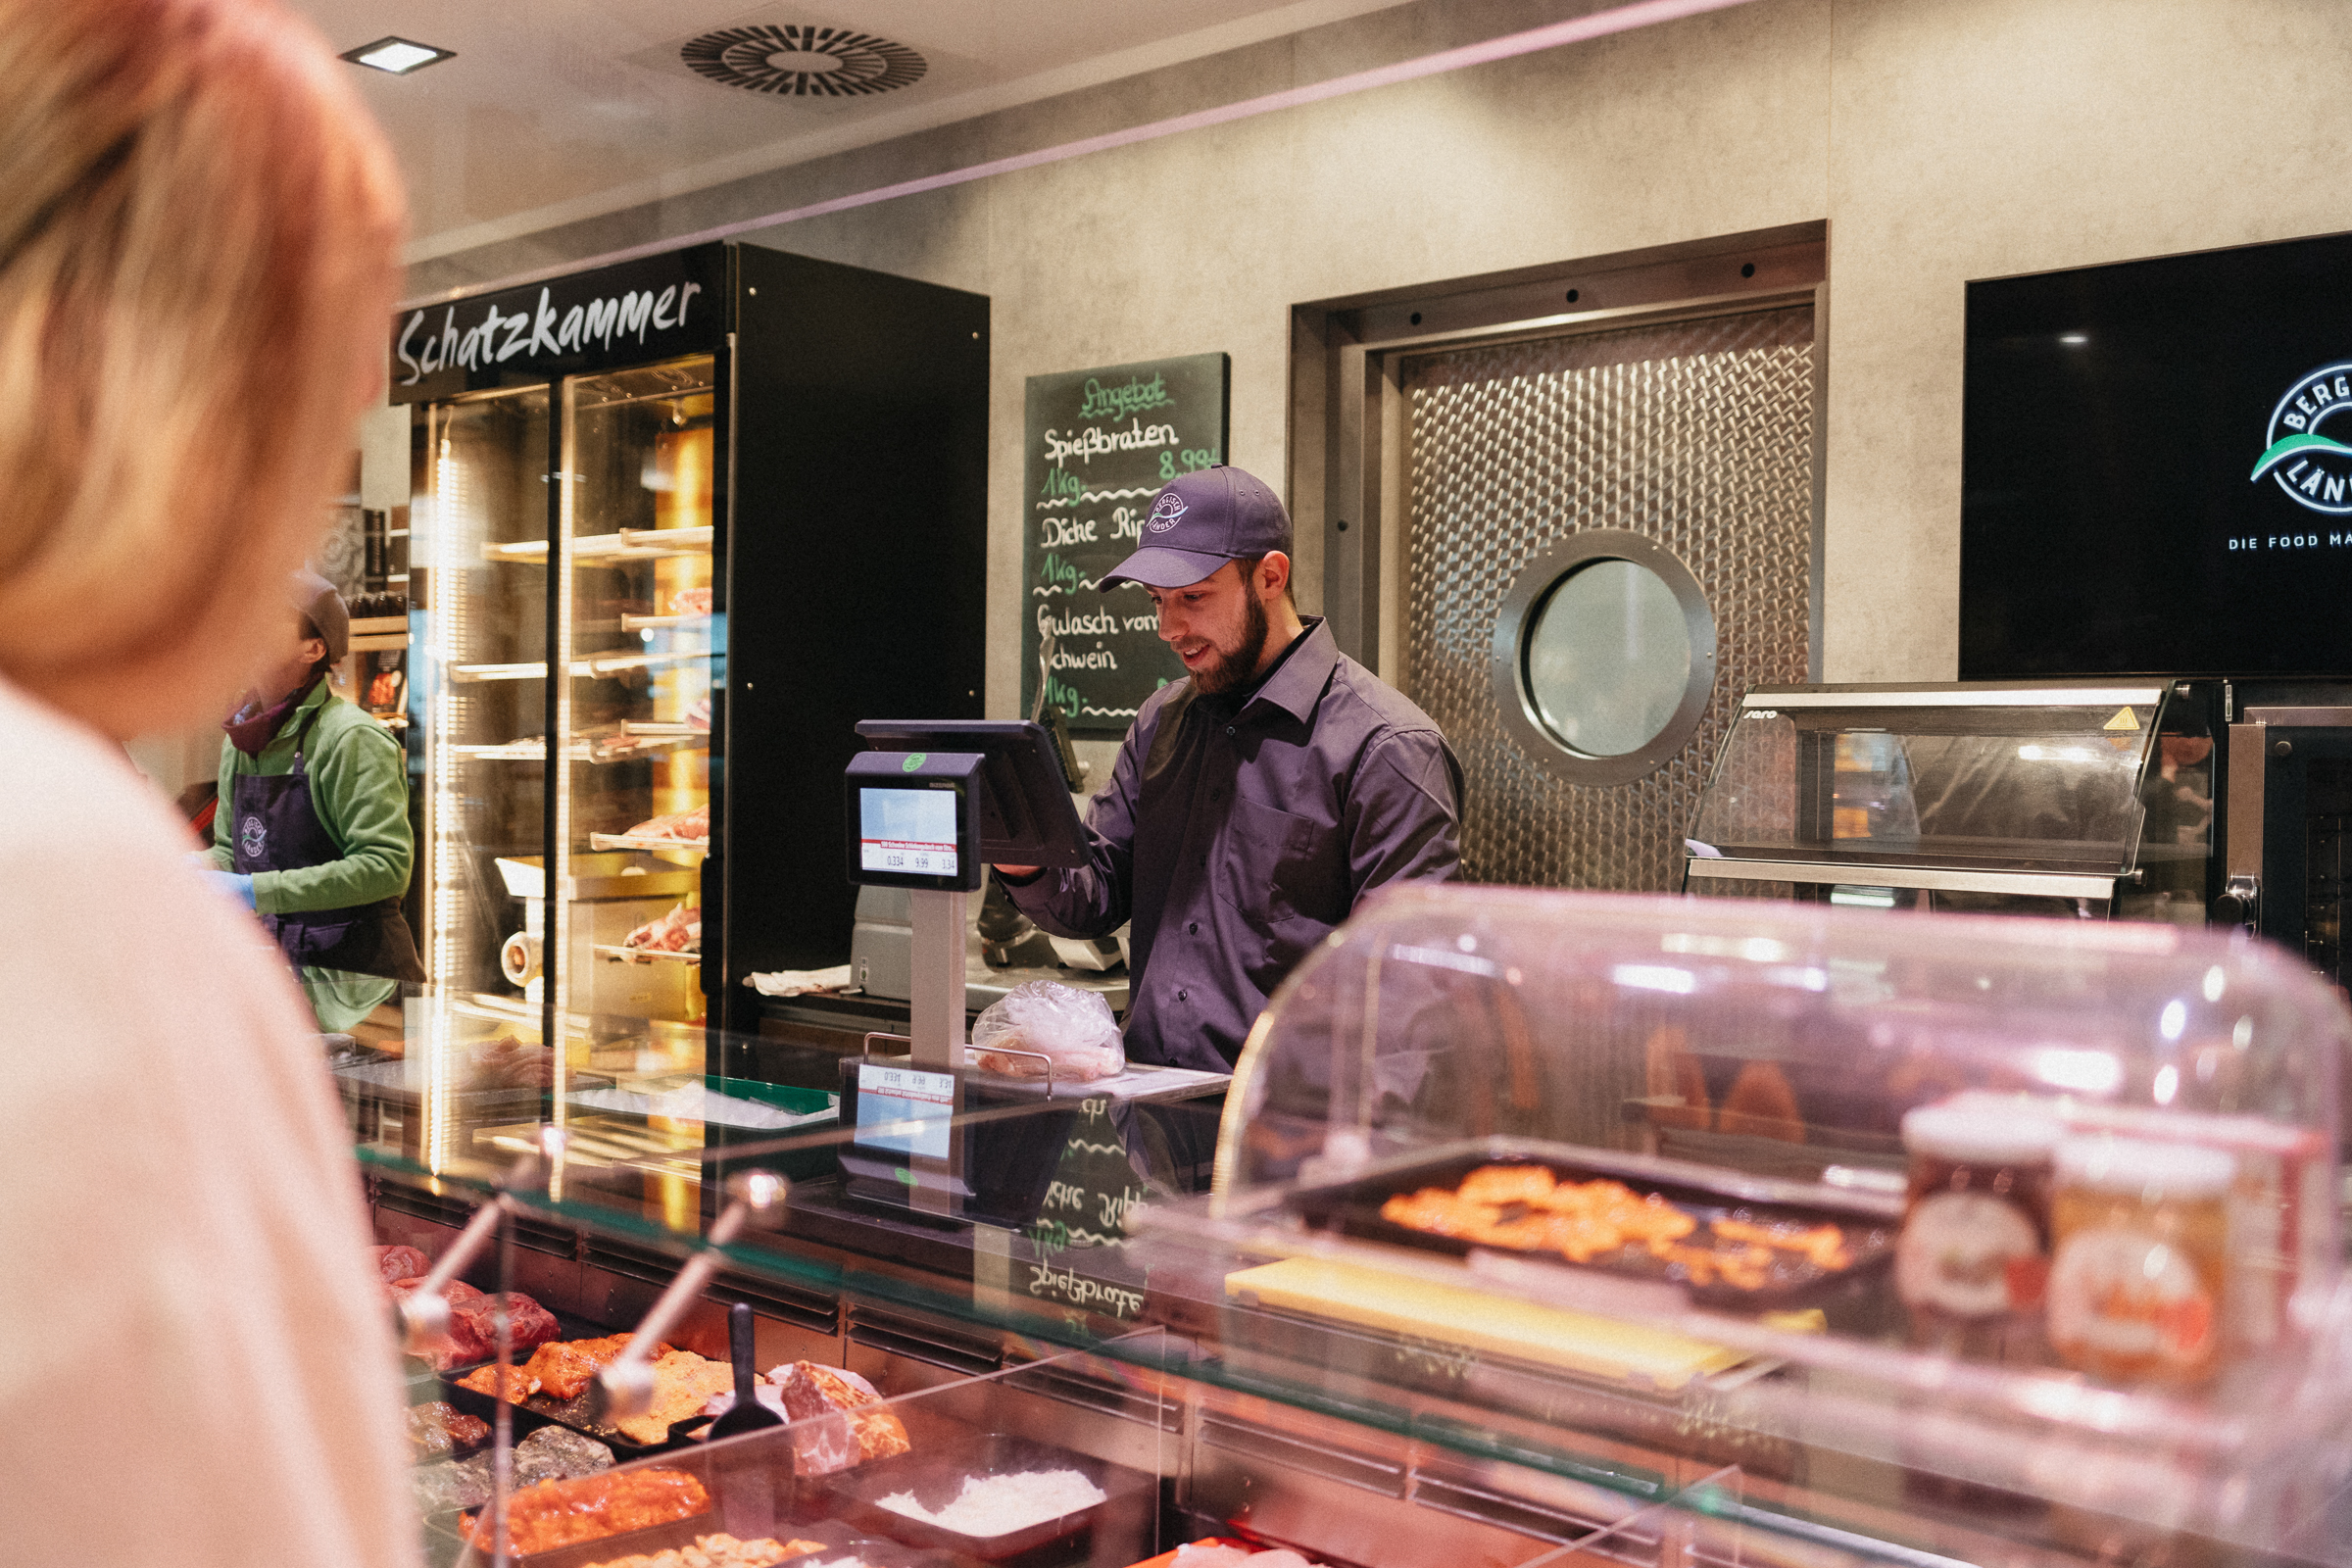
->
[[1100, 465, 1292, 591]]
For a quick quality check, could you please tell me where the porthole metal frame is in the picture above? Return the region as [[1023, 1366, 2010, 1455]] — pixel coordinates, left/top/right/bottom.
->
[[1489, 529, 1717, 786]]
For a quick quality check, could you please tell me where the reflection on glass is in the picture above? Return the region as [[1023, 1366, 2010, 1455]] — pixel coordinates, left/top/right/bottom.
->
[[417, 386, 550, 1012], [1524, 559, 1690, 757], [558, 357, 716, 1036]]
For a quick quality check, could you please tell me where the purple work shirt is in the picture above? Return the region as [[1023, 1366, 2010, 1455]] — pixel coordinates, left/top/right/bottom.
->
[[1003, 617, 1463, 1070]]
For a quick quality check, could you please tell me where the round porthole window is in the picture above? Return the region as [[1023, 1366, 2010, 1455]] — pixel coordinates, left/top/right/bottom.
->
[[1491, 531, 1716, 785]]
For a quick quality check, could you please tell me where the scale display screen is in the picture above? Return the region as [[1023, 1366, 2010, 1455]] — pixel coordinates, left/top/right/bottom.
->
[[853, 1062, 955, 1159], [858, 786, 959, 879]]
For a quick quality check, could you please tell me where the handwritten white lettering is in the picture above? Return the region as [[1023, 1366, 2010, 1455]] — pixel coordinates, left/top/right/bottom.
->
[[394, 275, 707, 386], [1042, 420, 1179, 467]]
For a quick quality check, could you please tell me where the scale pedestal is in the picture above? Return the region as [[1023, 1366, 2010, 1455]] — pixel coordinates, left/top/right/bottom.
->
[[906, 887, 965, 1214]]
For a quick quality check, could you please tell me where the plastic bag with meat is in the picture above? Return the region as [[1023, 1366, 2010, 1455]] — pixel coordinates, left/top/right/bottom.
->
[[968, 980, 1125, 1083]]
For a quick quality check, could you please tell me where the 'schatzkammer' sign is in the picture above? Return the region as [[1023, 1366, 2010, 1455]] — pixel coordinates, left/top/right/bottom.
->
[[1020, 354, 1229, 733], [387, 246, 727, 404]]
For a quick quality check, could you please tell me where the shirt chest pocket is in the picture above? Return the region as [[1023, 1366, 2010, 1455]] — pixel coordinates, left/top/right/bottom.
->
[[1210, 792, 1339, 931]]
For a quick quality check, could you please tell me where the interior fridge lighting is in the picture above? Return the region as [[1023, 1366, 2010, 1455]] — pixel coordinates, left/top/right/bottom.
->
[[340, 36, 455, 74], [1829, 886, 1896, 908], [2031, 1047, 2123, 1095]]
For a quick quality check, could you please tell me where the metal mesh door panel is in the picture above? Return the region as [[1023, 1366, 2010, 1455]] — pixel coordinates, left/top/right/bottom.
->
[[1403, 307, 1814, 889]]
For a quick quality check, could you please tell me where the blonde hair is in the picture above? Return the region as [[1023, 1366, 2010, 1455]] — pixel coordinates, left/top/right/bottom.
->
[[0, 0, 404, 733]]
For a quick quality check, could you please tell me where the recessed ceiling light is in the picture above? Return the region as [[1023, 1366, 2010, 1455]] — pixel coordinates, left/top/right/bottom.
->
[[340, 36, 455, 75], [2059, 332, 2089, 346]]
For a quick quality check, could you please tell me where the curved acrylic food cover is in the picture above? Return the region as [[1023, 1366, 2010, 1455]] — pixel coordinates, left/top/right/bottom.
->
[[1144, 884, 2352, 1559]]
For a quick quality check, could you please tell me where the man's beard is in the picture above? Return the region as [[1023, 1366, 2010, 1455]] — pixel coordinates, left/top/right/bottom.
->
[[1191, 589, 1270, 696]]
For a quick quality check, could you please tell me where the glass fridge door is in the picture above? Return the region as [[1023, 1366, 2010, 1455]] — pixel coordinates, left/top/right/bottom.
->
[[556, 357, 716, 1069], [416, 385, 551, 1025]]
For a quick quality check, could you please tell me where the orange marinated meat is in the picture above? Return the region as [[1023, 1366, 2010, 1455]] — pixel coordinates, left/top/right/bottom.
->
[[1384, 1165, 1849, 1291], [1712, 1217, 1851, 1271], [1455, 1164, 1557, 1205], [456, 1335, 666, 1403], [462, 1468, 710, 1554]]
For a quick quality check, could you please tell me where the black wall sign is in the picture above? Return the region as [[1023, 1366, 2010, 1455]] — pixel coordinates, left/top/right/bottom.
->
[[388, 245, 728, 405], [1020, 353, 1229, 733], [1964, 230, 2352, 676]]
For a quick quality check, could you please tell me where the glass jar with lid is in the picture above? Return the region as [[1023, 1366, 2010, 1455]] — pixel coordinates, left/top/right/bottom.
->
[[1897, 1101, 2066, 1363], [2048, 1136, 2235, 1385]]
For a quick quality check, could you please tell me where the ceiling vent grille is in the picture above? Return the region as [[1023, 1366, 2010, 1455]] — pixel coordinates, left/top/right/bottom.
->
[[679, 24, 925, 97]]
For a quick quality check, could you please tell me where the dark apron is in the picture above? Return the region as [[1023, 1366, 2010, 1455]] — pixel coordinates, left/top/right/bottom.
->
[[230, 701, 427, 984]]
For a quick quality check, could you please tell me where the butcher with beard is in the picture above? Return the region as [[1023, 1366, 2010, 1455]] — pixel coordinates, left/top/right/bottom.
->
[[995, 465, 1462, 1071]]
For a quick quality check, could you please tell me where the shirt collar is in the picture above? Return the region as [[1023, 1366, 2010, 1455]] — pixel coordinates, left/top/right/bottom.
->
[[1240, 616, 1339, 723]]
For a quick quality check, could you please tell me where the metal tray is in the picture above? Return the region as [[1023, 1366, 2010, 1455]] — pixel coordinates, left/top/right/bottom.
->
[[817, 1430, 1155, 1565], [1284, 1140, 1899, 1313]]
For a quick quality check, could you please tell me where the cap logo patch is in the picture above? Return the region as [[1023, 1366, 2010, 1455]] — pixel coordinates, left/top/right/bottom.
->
[[1146, 493, 1188, 533]]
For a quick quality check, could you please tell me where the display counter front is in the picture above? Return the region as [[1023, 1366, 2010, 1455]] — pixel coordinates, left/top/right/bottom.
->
[[349, 887, 2352, 1568]]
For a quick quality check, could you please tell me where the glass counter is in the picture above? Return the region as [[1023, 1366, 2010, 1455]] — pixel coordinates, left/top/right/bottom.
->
[[355, 885, 2352, 1567]]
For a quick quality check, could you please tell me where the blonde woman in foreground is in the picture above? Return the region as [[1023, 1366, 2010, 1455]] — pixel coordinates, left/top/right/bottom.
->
[[0, 1, 416, 1563]]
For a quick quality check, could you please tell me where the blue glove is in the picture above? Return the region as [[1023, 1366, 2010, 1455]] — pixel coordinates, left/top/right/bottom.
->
[[206, 870, 257, 910]]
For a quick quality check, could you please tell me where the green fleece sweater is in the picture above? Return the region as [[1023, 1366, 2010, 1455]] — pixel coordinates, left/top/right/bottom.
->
[[208, 681, 414, 914]]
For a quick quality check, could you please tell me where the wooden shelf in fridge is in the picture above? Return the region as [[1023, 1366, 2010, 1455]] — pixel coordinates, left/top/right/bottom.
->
[[586, 832, 710, 854], [479, 525, 712, 564]]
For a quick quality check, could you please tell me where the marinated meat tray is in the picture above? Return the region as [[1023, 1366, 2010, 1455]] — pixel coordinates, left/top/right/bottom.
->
[[442, 1335, 719, 1458], [433, 1509, 949, 1568], [1284, 1141, 1900, 1312]]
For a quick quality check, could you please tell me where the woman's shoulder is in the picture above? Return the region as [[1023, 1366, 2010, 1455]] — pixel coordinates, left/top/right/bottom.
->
[[0, 676, 195, 867]]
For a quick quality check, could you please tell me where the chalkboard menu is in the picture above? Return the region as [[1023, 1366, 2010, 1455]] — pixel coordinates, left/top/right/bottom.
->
[[1021, 353, 1230, 734]]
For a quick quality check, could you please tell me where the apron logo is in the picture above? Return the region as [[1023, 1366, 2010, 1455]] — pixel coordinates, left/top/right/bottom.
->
[[239, 813, 268, 859], [1146, 493, 1188, 533], [2251, 362, 2352, 514]]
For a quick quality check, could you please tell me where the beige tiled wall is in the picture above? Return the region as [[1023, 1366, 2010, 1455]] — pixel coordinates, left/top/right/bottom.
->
[[407, 0, 2352, 709]]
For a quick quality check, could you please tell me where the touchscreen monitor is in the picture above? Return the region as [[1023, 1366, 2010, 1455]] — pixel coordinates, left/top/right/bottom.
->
[[858, 785, 960, 880], [844, 750, 983, 891]]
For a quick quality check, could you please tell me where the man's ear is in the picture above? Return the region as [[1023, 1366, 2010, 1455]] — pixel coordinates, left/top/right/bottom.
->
[[1257, 551, 1292, 600]]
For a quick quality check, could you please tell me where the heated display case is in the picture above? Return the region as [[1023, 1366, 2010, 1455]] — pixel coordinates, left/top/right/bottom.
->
[[353, 885, 2352, 1568], [397, 241, 986, 1072], [1683, 681, 2222, 920]]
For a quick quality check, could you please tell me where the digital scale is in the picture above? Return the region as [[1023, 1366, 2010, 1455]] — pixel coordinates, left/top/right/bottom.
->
[[838, 720, 1092, 1222]]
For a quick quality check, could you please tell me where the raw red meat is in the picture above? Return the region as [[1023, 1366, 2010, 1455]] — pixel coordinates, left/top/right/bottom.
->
[[373, 1244, 430, 1283], [443, 1292, 561, 1368], [390, 1276, 484, 1305]]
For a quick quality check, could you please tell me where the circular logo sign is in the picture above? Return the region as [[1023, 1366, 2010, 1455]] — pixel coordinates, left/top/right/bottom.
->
[[1146, 493, 1188, 533], [239, 813, 268, 859], [901, 752, 925, 771], [2253, 362, 2352, 514]]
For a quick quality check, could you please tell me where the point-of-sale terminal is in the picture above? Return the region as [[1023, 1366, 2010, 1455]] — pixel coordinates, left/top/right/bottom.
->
[[840, 720, 1091, 1221]]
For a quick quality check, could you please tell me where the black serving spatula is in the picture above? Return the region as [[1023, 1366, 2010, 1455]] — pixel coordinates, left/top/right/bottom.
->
[[707, 1301, 782, 1441]]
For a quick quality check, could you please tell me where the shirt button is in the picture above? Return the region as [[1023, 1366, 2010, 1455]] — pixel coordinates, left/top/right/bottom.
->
[[1189, 921, 1199, 935], [1225, 725, 1235, 736], [1178, 989, 1189, 1002]]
